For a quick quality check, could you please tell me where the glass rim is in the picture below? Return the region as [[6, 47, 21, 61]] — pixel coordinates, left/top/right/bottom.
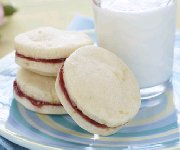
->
[[92, 0, 175, 8], [92, 0, 176, 12]]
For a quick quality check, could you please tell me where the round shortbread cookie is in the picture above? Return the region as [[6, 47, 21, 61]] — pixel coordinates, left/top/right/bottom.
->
[[14, 68, 66, 114], [15, 56, 63, 76], [14, 92, 66, 115], [14, 26, 93, 59], [55, 45, 140, 135]]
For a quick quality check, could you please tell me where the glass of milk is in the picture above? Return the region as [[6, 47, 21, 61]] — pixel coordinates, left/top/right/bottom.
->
[[93, 0, 176, 100]]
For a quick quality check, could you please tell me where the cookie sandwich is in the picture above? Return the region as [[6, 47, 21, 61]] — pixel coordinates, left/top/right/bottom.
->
[[14, 69, 66, 114], [55, 46, 141, 136], [14, 27, 93, 76]]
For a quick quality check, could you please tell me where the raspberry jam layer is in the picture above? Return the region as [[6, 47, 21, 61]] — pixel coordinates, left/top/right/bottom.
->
[[14, 81, 62, 108], [59, 65, 109, 129], [16, 52, 66, 64]]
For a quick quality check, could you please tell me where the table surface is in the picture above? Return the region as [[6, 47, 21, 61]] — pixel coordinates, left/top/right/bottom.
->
[[0, 0, 180, 58]]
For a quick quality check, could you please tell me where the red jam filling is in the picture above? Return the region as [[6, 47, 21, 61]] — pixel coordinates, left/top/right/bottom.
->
[[16, 52, 66, 64], [59, 65, 109, 129], [13, 81, 62, 108]]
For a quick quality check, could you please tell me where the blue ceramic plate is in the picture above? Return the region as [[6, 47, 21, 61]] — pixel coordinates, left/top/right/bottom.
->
[[0, 32, 180, 150]]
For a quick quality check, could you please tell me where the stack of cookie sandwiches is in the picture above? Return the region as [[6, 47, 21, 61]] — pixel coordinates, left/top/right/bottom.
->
[[13, 27, 141, 136], [13, 26, 93, 115]]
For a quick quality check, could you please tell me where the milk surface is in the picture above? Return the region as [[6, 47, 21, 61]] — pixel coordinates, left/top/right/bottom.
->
[[93, 0, 176, 88]]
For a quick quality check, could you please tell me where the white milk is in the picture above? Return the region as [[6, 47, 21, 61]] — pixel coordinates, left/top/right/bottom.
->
[[93, 0, 176, 88]]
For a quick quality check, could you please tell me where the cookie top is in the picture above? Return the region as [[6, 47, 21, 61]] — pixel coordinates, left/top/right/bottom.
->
[[14, 27, 93, 59], [63, 46, 141, 127], [16, 69, 59, 103]]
